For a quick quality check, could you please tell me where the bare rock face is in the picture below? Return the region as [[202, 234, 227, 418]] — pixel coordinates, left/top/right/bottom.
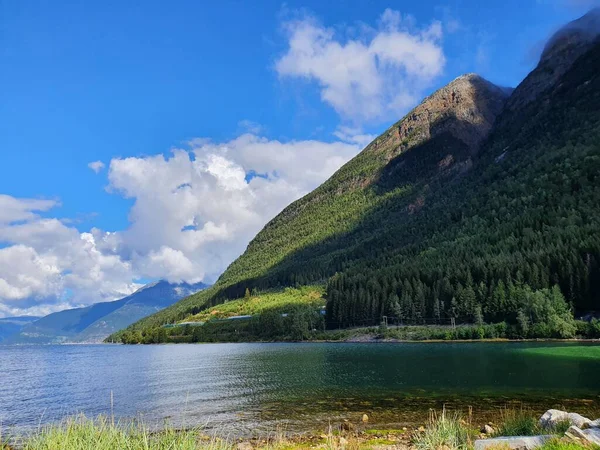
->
[[323, 73, 511, 195], [369, 74, 510, 162], [506, 8, 600, 111]]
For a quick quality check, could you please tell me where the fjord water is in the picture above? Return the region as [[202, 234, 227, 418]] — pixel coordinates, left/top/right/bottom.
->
[[1, 342, 600, 435]]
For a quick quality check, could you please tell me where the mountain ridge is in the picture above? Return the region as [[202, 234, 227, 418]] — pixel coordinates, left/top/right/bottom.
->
[[5, 280, 207, 344], [0, 316, 40, 343], [110, 9, 600, 342]]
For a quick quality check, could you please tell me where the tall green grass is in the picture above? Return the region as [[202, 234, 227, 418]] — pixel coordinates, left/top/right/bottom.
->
[[413, 409, 475, 450], [493, 408, 540, 436], [539, 438, 600, 450], [493, 408, 572, 437], [10, 415, 230, 450]]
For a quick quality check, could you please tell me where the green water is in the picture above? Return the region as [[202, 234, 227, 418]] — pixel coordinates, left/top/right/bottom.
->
[[1, 342, 599, 434]]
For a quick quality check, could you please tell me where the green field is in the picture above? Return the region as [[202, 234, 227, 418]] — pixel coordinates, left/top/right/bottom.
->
[[186, 285, 325, 322]]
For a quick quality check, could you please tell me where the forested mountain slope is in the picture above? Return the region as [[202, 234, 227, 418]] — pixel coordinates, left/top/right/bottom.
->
[[112, 12, 600, 340]]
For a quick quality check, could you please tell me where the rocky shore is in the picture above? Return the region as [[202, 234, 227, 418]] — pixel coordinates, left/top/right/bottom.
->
[[3, 408, 600, 450]]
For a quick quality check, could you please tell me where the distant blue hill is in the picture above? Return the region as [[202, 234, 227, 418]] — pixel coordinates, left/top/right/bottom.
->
[[0, 316, 41, 342], [3, 281, 208, 344]]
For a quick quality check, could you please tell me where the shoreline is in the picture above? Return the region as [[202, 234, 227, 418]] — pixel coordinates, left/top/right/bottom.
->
[[3, 406, 600, 450], [130, 337, 600, 345], [4, 337, 600, 347]]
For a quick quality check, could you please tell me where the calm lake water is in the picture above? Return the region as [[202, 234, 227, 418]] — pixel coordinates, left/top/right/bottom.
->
[[1, 342, 600, 435]]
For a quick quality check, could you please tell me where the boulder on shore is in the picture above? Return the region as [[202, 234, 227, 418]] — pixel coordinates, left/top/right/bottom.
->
[[481, 424, 495, 435], [474, 435, 552, 450], [565, 426, 600, 446], [539, 409, 592, 429]]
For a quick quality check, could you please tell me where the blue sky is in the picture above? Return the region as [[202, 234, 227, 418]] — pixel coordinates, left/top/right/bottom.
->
[[0, 0, 597, 316]]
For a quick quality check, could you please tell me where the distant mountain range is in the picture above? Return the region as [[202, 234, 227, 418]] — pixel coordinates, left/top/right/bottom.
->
[[2, 281, 207, 344], [0, 316, 40, 343]]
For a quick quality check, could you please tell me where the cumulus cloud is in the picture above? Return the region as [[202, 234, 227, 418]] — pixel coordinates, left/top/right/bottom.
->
[[0, 197, 140, 317], [275, 8, 446, 123], [106, 134, 360, 283], [88, 161, 106, 173], [0, 134, 360, 317]]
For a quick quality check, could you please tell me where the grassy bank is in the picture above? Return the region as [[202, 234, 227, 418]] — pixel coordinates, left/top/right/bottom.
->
[[3, 408, 600, 450], [129, 321, 600, 345]]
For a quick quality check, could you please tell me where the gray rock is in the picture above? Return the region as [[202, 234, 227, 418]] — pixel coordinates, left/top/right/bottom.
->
[[566, 425, 588, 441], [474, 436, 552, 450], [481, 424, 495, 435], [581, 428, 600, 445], [566, 426, 600, 445], [539, 409, 592, 429]]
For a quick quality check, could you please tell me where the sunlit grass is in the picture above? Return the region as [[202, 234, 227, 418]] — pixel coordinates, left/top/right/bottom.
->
[[2, 415, 377, 450], [186, 285, 325, 323], [493, 408, 540, 437], [12, 415, 228, 450], [539, 438, 600, 450], [413, 409, 475, 450]]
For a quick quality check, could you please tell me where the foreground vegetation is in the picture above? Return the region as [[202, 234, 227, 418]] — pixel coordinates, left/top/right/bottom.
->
[[3, 408, 599, 450]]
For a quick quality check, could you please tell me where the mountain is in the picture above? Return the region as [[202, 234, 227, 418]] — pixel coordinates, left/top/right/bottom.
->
[[506, 7, 600, 112], [5, 281, 207, 344], [113, 10, 600, 341], [0, 316, 40, 343]]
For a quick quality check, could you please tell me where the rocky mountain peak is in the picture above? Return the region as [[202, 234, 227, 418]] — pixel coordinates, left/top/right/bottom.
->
[[368, 73, 510, 163]]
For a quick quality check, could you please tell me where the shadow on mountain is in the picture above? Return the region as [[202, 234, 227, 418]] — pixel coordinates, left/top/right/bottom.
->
[[193, 41, 600, 315]]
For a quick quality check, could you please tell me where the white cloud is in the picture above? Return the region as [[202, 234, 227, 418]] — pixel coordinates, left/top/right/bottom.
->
[[106, 134, 360, 283], [0, 134, 361, 317], [333, 126, 377, 147], [275, 9, 445, 123], [0, 194, 58, 224], [0, 199, 140, 317], [88, 161, 105, 173], [238, 120, 264, 134]]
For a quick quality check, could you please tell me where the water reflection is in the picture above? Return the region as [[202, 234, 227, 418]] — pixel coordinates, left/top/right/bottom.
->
[[1, 342, 599, 435]]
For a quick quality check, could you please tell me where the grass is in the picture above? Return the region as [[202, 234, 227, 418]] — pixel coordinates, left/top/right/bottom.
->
[[2, 408, 596, 450], [517, 346, 600, 361], [0, 415, 398, 450], [493, 408, 541, 436], [413, 409, 475, 450], [185, 286, 325, 323], [493, 408, 572, 437], [539, 438, 600, 450], [8, 415, 226, 450]]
